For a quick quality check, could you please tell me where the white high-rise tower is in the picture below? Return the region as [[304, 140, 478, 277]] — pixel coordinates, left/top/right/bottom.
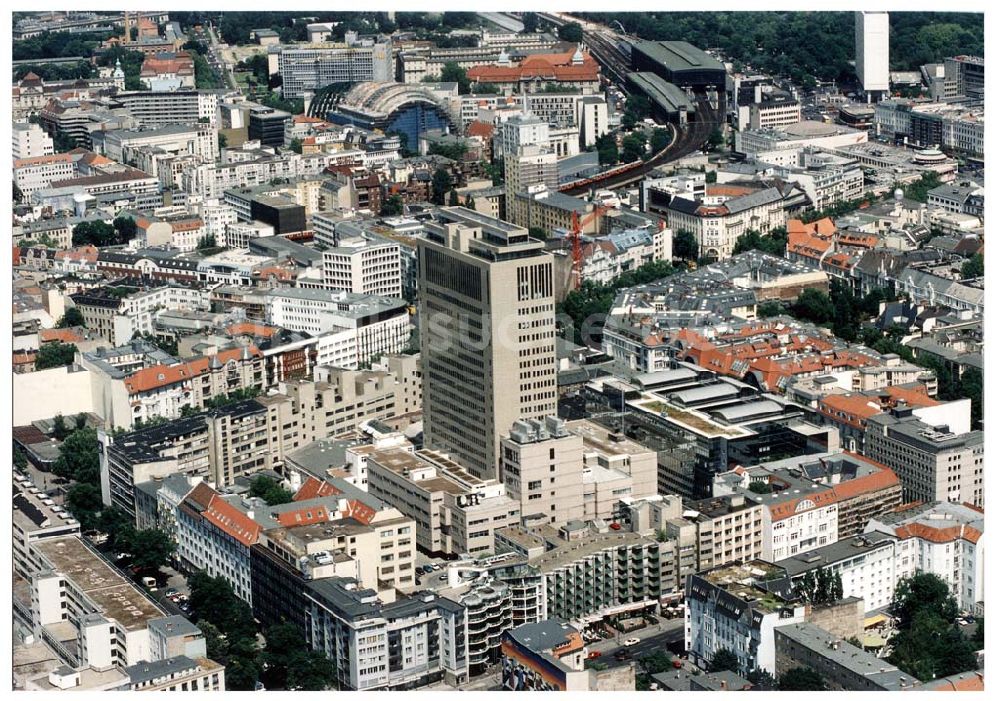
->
[[855, 12, 890, 101]]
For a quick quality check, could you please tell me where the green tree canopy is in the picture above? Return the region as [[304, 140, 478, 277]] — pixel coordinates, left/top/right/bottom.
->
[[707, 648, 740, 673], [248, 475, 295, 506], [126, 528, 177, 571], [53, 426, 100, 483], [558, 22, 584, 43], [431, 166, 453, 205], [439, 61, 471, 94], [673, 229, 699, 262], [57, 307, 86, 328], [790, 288, 836, 324], [961, 253, 984, 279]]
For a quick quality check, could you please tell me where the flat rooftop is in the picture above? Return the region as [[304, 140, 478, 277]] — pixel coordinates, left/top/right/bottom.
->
[[531, 530, 654, 573], [32, 537, 166, 631], [567, 419, 651, 456]]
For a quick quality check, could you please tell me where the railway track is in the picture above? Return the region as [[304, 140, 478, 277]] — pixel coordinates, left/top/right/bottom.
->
[[561, 96, 722, 194]]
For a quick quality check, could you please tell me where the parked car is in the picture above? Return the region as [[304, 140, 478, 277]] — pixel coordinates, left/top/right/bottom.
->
[[623, 638, 640, 647], [437, 574, 448, 581], [164, 588, 178, 597], [587, 651, 602, 660]]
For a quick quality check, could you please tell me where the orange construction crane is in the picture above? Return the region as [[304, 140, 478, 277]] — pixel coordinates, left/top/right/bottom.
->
[[569, 205, 612, 290]]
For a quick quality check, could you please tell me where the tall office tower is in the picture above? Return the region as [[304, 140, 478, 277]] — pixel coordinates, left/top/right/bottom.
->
[[855, 12, 890, 101], [418, 207, 557, 481]]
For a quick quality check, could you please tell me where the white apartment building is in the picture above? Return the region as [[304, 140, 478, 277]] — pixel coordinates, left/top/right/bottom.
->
[[71, 285, 210, 346], [265, 289, 410, 365], [92, 124, 218, 164], [866, 501, 983, 614], [225, 221, 274, 249], [749, 97, 802, 130], [115, 90, 219, 128], [196, 200, 240, 243], [319, 233, 403, 298], [666, 186, 787, 260], [12, 122, 54, 160], [686, 562, 807, 675], [276, 40, 394, 98], [14, 153, 76, 198], [776, 532, 900, 613]]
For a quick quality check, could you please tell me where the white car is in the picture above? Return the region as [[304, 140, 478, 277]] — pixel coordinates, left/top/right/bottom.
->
[[622, 638, 640, 647]]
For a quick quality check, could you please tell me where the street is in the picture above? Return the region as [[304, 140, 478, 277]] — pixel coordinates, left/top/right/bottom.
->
[[586, 617, 686, 668]]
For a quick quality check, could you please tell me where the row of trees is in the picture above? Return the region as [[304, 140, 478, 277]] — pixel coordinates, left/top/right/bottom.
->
[[793, 568, 844, 605], [14, 29, 113, 61], [188, 573, 336, 690]]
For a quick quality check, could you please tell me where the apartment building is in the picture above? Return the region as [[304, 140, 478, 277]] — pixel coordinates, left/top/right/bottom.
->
[[864, 408, 983, 507], [123, 656, 226, 692], [367, 447, 521, 556], [114, 89, 219, 128], [70, 284, 209, 345], [13, 473, 82, 577], [419, 207, 557, 481], [713, 451, 902, 559], [500, 620, 590, 692], [91, 124, 218, 164], [495, 525, 669, 624], [276, 39, 394, 98], [303, 577, 468, 690], [666, 184, 789, 261], [686, 561, 806, 675], [775, 623, 920, 690], [13, 122, 54, 160], [265, 289, 410, 365], [439, 576, 513, 674], [82, 342, 265, 429], [319, 233, 403, 298], [776, 531, 900, 613], [866, 501, 983, 613], [500, 417, 585, 528]]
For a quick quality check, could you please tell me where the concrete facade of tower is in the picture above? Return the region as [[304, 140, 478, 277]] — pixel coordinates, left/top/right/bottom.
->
[[855, 11, 890, 98], [418, 207, 558, 481]]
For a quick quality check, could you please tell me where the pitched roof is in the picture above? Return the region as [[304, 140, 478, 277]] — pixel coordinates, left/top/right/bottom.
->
[[202, 495, 262, 547], [293, 476, 342, 502], [123, 346, 260, 394]]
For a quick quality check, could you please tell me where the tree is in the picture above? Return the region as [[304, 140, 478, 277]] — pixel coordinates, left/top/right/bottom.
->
[[673, 229, 699, 262], [595, 133, 619, 166], [52, 414, 71, 441], [649, 128, 671, 153], [747, 667, 775, 690], [66, 483, 103, 530], [790, 288, 836, 324], [197, 233, 218, 250], [522, 12, 539, 33], [903, 171, 942, 203], [778, 667, 826, 691], [72, 220, 117, 247], [448, 189, 460, 206], [465, 195, 476, 210], [620, 132, 647, 163], [53, 427, 100, 484], [707, 648, 740, 673], [439, 61, 471, 94], [36, 341, 78, 369], [431, 166, 453, 205], [889, 572, 959, 632], [758, 300, 784, 318], [886, 572, 978, 681], [705, 170, 718, 184], [14, 182, 24, 204], [249, 475, 295, 506], [961, 253, 984, 279], [58, 307, 86, 328], [958, 368, 982, 428], [748, 481, 772, 494], [528, 226, 548, 240], [707, 127, 725, 150], [558, 22, 584, 43], [98, 506, 135, 552], [289, 138, 303, 154], [380, 194, 404, 217], [218, 132, 228, 150], [125, 528, 176, 571]]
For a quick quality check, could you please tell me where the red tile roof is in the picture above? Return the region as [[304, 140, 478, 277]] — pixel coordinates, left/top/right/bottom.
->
[[203, 495, 262, 547], [123, 346, 260, 395], [467, 49, 599, 83], [293, 477, 342, 502]]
